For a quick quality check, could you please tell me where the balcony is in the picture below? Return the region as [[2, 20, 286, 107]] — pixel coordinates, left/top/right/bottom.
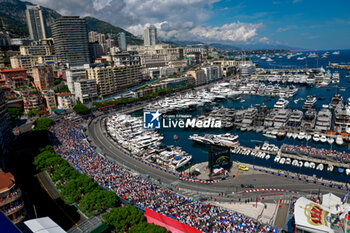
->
[[12, 215, 25, 224], [4, 202, 24, 216], [0, 189, 22, 207]]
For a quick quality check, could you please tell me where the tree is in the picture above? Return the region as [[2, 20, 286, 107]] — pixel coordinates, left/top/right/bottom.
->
[[28, 110, 35, 117], [33, 150, 58, 171], [34, 118, 53, 131], [62, 174, 97, 203], [8, 108, 23, 121], [103, 206, 145, 232], [51, 163, 78, 186], [80, 189, 117, 216], [54, 79, 61, 85], [55, 84, 70, 93], [73, 104, 90, 115], [129, 222, 170, 233]]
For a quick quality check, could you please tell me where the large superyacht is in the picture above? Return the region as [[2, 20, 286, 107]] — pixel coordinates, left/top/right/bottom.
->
[[334, 106, 350, 133], [314, 107, 332, 132], [287, 109, 303, 127], [301, 108, 317, 130]]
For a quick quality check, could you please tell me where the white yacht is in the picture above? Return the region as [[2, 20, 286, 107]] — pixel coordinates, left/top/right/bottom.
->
[[315, 108, 332, 132], [274, 98, 289, 109], [302, 95, 317, 110], [273, 109, 291, 128], [287, 110, 303, 127]]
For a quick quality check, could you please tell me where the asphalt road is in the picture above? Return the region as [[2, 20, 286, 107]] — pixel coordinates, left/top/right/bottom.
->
[[87, 115, 348, 198]]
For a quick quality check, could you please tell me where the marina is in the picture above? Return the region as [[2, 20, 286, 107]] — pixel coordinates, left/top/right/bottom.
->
[[127, 50, 350, 183]]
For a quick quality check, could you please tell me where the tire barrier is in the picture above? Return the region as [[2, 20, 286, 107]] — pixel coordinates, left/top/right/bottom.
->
[[243, 188, 298, 194], [179, 176, 220, 183]]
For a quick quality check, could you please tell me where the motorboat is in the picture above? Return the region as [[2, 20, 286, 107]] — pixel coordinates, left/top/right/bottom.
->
[[336, 135, 344, 145], [316, 164, 324, 171], [292, 160, 299, 166], [313, 134, 320, 142], [327, 165, 334, 172], [309, 162, 316, 169], [274, 156, 281, 163], [320, 135, 327, 143], [298, 132, 306, 140], [279, 157, 286, 164], [327, 137, 334, 144], [285, 158, 291, 165]]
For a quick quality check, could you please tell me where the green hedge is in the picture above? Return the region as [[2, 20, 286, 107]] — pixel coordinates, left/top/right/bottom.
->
[[33, 145, 118, 216]]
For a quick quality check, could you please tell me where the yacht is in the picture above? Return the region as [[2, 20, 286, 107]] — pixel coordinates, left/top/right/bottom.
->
[[308, 52, 318, 58], [175, 156, 192, 169], [336, 135, 344, 145], [315, 108, 332, 132], [301, 109, 317, 129], [302, 95, 317, 110], [274, 98, 289, 109], [329, 94, 343, 110], [273, 109, 291, 128], [332, 51, 340, 55], [264, 111, 276, 127], [313, 134, 320, 142], [306, 76, 316, 86], [297, 56, 306, 60], [242, 107, 258, 126], [332, 71, 340, 84], [334, 107, 350, 133]]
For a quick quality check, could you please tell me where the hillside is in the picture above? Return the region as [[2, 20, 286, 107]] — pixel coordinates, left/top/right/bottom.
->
[[0, 0, 142, 45]]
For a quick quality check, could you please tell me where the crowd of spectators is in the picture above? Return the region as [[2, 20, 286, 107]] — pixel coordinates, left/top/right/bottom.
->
[[50, 120, 279, 232], [281, 144, 350, 162]]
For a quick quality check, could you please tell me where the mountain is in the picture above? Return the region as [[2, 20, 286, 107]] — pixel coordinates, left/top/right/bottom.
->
[[84, 17, 143, 45], [0, 0, 143, 45]]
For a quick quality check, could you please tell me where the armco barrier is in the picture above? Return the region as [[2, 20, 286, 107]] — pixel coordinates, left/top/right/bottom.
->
[[145, 208, 202, 233]]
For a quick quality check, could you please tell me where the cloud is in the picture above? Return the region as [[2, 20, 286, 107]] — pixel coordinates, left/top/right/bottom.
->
[[26, 0, 265, 44], [276, 25, 297, 32], [293, 0, 302, 3], [128, 21, 263, 44]]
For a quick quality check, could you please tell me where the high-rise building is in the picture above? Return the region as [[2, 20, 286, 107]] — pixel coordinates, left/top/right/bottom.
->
[[87, 65, 141, 97], [42, 90, 57, 112], [32, 65, 55, 91], [51, 16, 90, 66], [118, 32, 126, 51], [65, 64, 90, 94], [73, 79, 99, 103], [144, 25, 157, 46], [25, 5, 47, 41]]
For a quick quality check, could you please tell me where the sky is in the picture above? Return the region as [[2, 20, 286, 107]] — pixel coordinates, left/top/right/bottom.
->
[[26, 0, 350, 50]]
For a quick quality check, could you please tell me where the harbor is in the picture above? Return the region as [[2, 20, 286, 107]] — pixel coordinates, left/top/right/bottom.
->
[[113, 50, 350, 183]]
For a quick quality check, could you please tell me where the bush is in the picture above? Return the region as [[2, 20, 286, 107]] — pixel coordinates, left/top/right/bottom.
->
[[34, 118, 53, 131], [103, 206, 145, 233], [129, 222, 170, 233], [80, 190, 117, 216], [73, 104, 90, 115], [8, 108, 23, 121], [55, 85, 70, 93]]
